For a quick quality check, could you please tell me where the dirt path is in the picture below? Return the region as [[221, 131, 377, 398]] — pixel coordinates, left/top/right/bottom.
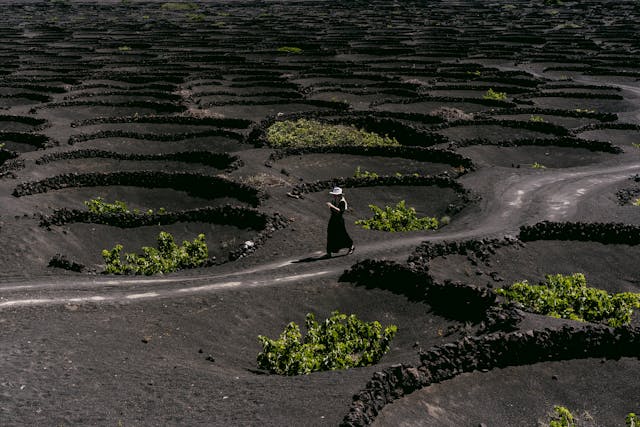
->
[[2, 159, 637, 309]]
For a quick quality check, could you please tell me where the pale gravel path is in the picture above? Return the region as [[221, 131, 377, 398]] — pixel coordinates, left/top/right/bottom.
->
[[2, 159, 638, 309]]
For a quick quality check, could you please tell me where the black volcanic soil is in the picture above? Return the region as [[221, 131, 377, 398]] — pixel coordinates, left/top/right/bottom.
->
[[1, 0, 640, 426]]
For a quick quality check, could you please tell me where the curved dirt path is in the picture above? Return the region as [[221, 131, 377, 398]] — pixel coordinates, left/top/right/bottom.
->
[[2, 159, 638, 309]]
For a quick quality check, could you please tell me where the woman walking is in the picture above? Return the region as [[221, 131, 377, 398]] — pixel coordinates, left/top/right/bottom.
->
[[325, 187, 355, 258]]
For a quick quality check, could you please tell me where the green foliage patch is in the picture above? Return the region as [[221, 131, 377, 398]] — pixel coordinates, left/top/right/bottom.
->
[[497, 273, 640, 327], [266, 119, 399, 149], [102, 231, 208, 275], [549, 406, 575, 427], [84, 197, 166, 216], [277, 46, 303, 54], [353, 166, 379, 179], [532, 162, 546, 169], [161, 2, 196, 10], [483, 88, 508, 101], [355, 200, 439, 232], [546, 406, 637, 427], [257, 311, 397, 375]]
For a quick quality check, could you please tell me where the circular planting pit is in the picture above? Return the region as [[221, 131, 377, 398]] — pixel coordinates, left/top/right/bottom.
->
[[372, 357, 639, 427], [50, 221, 253, 269], [436, 124, 560, 143], [576, 128, 640, 150], [273, 153, 458, 182], [457, 145, 616, 168], [12, 171, 262, 209], [528, 96, 633, 114], [425, 239, 640, 302]]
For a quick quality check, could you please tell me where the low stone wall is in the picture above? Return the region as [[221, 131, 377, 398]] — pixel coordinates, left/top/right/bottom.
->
[[70, 115, 252, 129], [616, 175, 640, 205], [340, 259, 496, 323], [341, 324, 640, 426], [35, 149, 243, 172], [452, 136, 622, 153], [290, 173, 477, 215], [68, 128, 244, 145], [266, 145, 474, 171], [431, 118, 570, 137], [407, 236, 522, 270], [490, 107, 617, 122], [519, 221, 640, 245], [0, 131, 53, 149], [13, 171, 263, 206], [40, 205, 270, 229]]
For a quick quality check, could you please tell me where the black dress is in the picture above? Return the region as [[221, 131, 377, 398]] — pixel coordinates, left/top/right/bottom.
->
[[327, 198, 353, 254]]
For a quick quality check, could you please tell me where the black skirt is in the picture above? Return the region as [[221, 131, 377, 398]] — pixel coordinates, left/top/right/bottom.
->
[[327, 201, 353, 253]]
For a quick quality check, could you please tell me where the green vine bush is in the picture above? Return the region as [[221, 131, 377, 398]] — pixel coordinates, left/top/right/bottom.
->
[[257, 311, 397, 375], [85, 197, 166, 216], [277, 46, 302, 54], [266, 119, 399, 149], [355, 200, 439, 232], [549, 406, 575, 427], [353, 166, 379, 179], [483, 88, 508, 101], [532, 162, 547, 169], [102, 231, 208, 275], [547, 406, 638, 427], [497, 273, 640, 327], [161, 2, 196, 10]]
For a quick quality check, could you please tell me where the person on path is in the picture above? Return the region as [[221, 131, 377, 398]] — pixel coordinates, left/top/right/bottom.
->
[[325, 187, 355, 258]]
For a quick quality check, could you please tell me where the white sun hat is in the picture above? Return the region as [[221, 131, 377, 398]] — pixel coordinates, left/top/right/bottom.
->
[[329, 186, 343, 195]]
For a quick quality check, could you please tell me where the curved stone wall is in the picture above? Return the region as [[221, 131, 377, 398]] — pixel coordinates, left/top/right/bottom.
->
[[341, 325, 640, 426], [519, 221, 640, 245], [266, 145, 474, 171], [35, 149, 243, 172], [12, 171, 263, 206]]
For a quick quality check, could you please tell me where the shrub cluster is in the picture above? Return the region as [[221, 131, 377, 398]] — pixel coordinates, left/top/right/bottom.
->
[[355, 200, 439, 232], [353, 166, 379, 179], [547, 406, 638, 427], [257, 311, 397, 375], [497, 273, 640, 327], [84, 197, 166, 216], [266, 119, 399, 148], [103, 231, 208, 275], [483, 88, 508, 100]]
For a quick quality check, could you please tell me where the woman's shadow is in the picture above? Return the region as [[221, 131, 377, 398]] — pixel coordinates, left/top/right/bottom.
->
[[292, 252, 350, 263]]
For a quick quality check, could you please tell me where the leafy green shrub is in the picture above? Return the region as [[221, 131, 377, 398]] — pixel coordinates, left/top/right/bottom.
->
[[633, 198, 640, 207], [161, 2, 196, 10], [483, 88, 508, 101], [627, 413, 639, 427], [530, 115, 545, 122], [257, 311, 397, 375], [497, 273, 640, 327], [353, 166, 379, 179], [532, 162, 546, 169], [355, 200, 439, 232], [277, 46, 303, 54], [266, 119, 399, 149], [632, 143, 640, 149], [118, 46, 131, 52], [549, 406, 576, 427], [85, 197, 129, 214], [102, 231, 208, 275], [84, 197, 166, 216], [186, 13, 205, 21]]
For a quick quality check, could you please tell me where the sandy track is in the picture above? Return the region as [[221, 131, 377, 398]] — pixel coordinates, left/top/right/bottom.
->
[[2, 159, 637, 308]]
